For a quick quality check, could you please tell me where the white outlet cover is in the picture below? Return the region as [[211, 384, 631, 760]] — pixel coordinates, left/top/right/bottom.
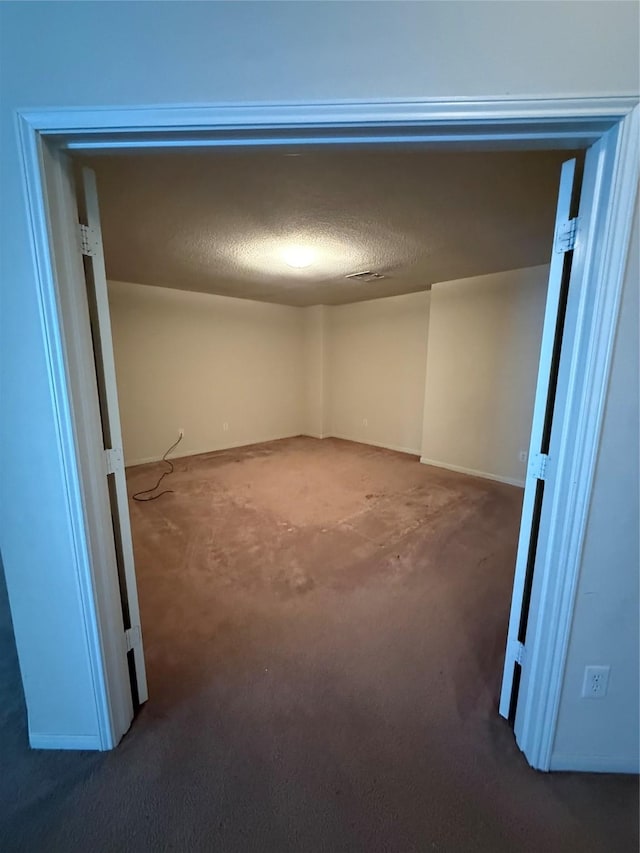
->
[[582, 665, 610, 698]]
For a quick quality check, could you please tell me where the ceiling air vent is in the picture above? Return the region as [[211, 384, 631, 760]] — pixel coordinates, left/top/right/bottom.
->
[[345, 271, 387, 283]]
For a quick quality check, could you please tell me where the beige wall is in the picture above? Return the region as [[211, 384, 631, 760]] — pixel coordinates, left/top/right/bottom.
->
[[326, 291, 430, 455], [421, 265, 549, 486], [108, 281, 305, 464], [301, 306, 327, 438], [111, 286, 430, 463]]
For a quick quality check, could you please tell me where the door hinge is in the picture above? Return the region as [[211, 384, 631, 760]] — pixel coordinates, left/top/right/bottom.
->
[[555, 217, 578, 253], [79, 223, 100, 257], [529, 451, 549, 481], [125, 625, 141, 652], [104, 447, 123, 475], [515, 640, 526, 666]]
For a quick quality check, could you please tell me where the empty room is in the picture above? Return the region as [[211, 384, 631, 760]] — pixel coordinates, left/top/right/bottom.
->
[[3, 126, 638, 852], [3, 3, 639, 852], [73, 144, 570, 740]]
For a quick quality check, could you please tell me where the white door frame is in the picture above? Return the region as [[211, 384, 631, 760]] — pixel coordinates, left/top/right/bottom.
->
[[15, 97, 639, 763]]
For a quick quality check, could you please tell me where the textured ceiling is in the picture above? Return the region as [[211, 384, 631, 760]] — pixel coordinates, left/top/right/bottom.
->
[[78, 147, 577, 306]]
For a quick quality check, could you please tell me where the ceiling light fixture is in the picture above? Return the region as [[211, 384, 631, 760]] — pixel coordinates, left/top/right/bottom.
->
[[282, 245, 315, 269]]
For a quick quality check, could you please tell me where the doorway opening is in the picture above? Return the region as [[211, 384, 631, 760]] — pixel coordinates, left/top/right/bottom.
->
[[22, 100, 637, 770], [74, 141, 583, 743]]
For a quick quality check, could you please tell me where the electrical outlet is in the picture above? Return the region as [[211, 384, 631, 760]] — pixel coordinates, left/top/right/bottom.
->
[[178, 428, 184, 438], [518, 450, 527, 463], [582, 665, 610, 698], [223, 422, 229, 432], [362, 418, 368, 427]]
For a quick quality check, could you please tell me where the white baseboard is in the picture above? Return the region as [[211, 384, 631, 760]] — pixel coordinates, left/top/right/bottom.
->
[[127, 432, 424, 467], [330, 433, 421, 457], [550, 752, 640, 774], [125, 432, 303, 467], [419, 457, 524, 488], [29, 731, 102, 751]]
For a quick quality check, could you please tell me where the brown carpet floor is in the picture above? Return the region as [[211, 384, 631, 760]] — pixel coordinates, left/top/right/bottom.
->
[[0, 436, 637, 852]]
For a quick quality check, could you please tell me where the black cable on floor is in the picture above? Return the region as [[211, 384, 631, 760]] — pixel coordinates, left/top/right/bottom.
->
[[132, 433, 183, 501]]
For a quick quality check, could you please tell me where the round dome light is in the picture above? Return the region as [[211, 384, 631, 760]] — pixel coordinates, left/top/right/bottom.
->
[[281, 245, 315, 269]]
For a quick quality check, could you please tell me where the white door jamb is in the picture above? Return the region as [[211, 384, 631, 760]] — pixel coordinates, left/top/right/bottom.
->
[[15, 97, 639, 763]]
